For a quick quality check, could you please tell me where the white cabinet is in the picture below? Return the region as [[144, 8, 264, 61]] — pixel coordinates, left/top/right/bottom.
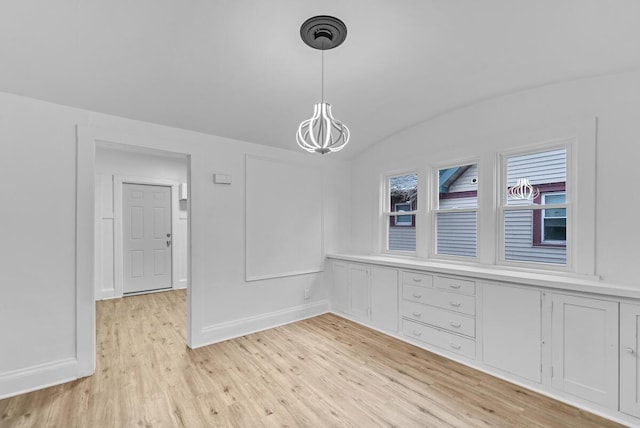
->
[[482, 283, 542, 383], [330, 261, 399, 333], [327, 256, 640, 424], [330, 260, 348, 313], [370, 266, 399, 332], [348, 264, 370, 321], [550, 294, 618, 408], [621, 303, 640, 418], [401, 271, 477, 359]]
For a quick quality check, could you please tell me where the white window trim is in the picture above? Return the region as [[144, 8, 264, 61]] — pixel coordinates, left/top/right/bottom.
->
[[375, 128, 595, 278], [430, 159, 480, 261], [497, 140, 574, 272]]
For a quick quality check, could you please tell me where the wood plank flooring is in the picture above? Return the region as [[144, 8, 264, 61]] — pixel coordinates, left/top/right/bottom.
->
[[0, 289, 623, 427]]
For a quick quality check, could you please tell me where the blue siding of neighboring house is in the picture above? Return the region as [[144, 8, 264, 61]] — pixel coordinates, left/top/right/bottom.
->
[[436, 211, 477, 257], [388, 226, 416, 252], [506, 149, 566, 187]]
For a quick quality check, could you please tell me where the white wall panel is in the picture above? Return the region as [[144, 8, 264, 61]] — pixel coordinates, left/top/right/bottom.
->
[[245, 155, 323, 281]]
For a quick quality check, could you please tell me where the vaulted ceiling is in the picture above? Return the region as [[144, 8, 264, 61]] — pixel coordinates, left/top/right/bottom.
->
[[1, 0, 639, 158]]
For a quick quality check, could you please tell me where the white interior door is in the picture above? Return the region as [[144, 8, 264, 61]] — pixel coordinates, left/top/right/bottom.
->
[[123, 183, 172, 294]]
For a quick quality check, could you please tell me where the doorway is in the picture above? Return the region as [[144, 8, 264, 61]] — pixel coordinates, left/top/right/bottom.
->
[[94, 142, 189, 300], [75, 127, 192, 378]]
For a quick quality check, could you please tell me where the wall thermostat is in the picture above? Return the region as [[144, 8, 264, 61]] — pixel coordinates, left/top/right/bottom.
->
[[213, 173, 232, 185]]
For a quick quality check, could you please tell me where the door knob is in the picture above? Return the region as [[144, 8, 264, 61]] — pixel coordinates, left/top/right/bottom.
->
[[625, 347, 636, 354]]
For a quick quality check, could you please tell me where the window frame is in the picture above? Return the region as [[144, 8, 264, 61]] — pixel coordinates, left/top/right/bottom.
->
[[498, 142, 573, 271], [381, 170, 419, 255], [430, 159, 480, 261]]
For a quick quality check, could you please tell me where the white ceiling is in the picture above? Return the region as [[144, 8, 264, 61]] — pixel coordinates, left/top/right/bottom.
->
[[1, 0, 640, 158]]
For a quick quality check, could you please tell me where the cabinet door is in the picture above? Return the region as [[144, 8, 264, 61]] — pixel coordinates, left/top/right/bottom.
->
[[370, 266, 399, 332], [621, 303, 640, 418], [330, 261, 348, 313], [483, 283, 541, 382], [551, 294, 618, 408], [348, 264, 370, 321]]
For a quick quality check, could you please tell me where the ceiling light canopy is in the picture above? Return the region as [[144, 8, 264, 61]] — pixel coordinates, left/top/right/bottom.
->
[[296, 16, 350, 155]]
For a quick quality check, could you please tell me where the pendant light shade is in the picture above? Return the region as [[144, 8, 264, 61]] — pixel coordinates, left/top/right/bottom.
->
[[296, 16, 350, 154], [296, 102, 350, 154]]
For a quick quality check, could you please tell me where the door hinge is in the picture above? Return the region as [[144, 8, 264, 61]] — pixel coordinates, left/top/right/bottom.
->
[[551, 301, 554, 313], [551, 366, 554, 378]]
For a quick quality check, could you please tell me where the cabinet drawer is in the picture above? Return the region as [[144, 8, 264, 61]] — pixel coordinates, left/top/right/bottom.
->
[[434, 276, 475, 295], [401, 271, 433, 288], [402, 300, 475, 337], [403, 285, 476, 316], [403, 319, 476, 359], [403, 284, 431, 304]]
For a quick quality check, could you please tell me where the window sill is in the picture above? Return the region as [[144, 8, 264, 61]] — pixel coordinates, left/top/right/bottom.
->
[[326, 253, 640, 299]]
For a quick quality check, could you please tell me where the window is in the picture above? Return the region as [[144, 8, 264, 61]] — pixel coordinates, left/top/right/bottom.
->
[[384, 173, 417, 252], [502, 147, 568, 265], [434, 163, 478, 258], [542, 193, 566, 242], [532, 191, 567, 246]]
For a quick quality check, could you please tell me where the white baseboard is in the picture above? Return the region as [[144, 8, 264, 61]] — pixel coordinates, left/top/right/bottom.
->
[[0, 358, 78, 400], [100, 288, 116, 300], [193, 300, 330, 348]]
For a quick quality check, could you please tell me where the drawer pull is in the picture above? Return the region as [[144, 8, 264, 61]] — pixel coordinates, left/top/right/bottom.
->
[[412, 293, 422, 299], [412, 278, 422, 283], [626, 347, 635, 354], [413, 330, 422, 337], [449, 284, 461, 289], [449, 301, 461, 307], [449, 342, 462, 350], [412, 311, 422, 317], [449, 321, 461, 328]]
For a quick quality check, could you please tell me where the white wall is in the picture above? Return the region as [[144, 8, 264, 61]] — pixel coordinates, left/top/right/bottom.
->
[[350, 71, 640, 287], [0, 90, 351, 398], [95, 146, 188, 299]]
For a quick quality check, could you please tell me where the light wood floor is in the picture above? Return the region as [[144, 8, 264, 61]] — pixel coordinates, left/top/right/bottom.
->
[[0, 289, 622, 427]]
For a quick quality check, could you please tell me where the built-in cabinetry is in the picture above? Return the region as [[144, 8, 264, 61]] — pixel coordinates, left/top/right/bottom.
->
[[402, 271, 477, 359], [550, 293, 618, 408], [327, 256, 640, 426], [621, 303, 640, 418], [482, 283, 541, 383], [330, 261, 399, 333]]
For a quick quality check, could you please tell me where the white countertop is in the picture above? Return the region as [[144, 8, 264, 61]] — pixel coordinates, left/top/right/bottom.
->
[[327, 253, 640, 300]]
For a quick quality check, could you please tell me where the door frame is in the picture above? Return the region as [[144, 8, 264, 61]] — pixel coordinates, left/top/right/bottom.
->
[[116, 178, 180, 298], [76, 125, 192, 378]]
